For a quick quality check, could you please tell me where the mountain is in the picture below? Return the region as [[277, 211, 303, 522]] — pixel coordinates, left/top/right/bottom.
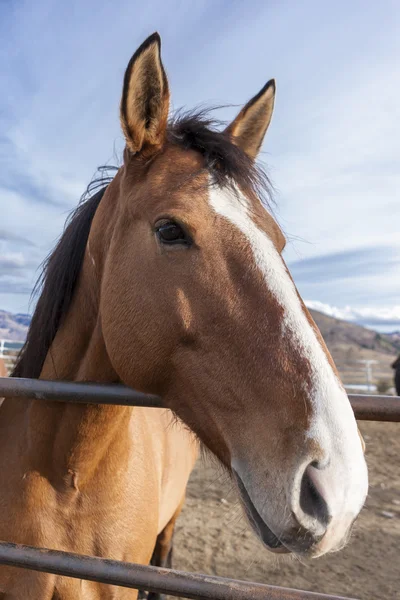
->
[[309, 309, 398, 388], [309, 310, 400, 355], [0, 310, 31, 341], [386, 331, 400, 343]]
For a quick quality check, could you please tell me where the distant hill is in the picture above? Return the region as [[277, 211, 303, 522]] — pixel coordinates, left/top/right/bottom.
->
[[309, 310, 400, 355], [386, 331, 400, 343], [0, 310, 31, 341], [0, 307, 398, 388], [309, 309, 399, 388]]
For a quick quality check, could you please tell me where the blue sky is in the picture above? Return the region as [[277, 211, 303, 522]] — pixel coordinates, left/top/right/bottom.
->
[[0, 0, 399, 331]]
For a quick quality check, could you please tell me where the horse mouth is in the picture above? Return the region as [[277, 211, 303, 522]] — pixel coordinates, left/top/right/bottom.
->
[[233, 470, 291, 554]]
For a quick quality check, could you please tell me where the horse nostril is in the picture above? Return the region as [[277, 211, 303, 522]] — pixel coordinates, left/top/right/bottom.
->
[[300, 464, 331, 526]]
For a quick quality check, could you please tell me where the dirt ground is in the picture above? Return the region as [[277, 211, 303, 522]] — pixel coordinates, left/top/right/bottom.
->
[[172, 421, 400, 600]]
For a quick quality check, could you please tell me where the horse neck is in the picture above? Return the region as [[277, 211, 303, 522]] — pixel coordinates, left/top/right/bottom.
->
[[26, 251, 132, 491]]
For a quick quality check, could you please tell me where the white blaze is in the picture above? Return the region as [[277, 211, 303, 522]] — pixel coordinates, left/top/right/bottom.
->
[[209, 182, 367, 527]]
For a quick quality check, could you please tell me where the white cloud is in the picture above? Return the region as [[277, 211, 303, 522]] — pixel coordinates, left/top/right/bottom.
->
[[0, 252, 26, 269]]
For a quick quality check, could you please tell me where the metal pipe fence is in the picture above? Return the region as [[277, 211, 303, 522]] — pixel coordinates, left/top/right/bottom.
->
[[0, 376, 398, 599], [0, 542, 356, 600], [0, 377, 160, 407], [0, 377, 399, 421]]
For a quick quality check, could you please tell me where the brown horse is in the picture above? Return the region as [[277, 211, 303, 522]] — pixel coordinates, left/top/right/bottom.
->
[[392, 356, 400, 396], [0, 356, 7, 408], [0, 357, 7, 410], [0, 33, 367, 599], [0, 357, 6, 378]]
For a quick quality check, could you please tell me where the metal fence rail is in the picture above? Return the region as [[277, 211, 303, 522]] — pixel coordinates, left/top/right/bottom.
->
[[0, 377, 399, 421], [347, 394, 400, 422], [0, 377, 160, 407], [0, 542, 356, 600]]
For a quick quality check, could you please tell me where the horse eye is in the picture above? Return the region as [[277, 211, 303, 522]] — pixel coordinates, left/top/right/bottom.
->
[[155, 221, 191, 245]]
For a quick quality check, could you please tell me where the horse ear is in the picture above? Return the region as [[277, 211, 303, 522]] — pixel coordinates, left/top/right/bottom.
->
[[225, 79, 275, 160], [120, 32, 170, 156]]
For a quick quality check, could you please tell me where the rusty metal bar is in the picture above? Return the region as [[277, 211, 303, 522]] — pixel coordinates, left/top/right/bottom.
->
[[0, 377, 399, 421], [0, 542, 357, 600], [0, 377, 161, 407], [346, 394, 400, 422]]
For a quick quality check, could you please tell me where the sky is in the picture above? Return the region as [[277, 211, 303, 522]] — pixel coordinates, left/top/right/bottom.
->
[[0, 0, 399, 332]]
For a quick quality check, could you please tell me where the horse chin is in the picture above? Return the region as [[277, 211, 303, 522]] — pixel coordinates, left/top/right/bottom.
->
[[233, 470, 291, 555]]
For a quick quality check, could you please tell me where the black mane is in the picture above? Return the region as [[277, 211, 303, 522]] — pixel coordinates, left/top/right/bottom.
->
[[12, 171, 117, 379], [13, 111, 272, 380], [168, 109, 273, 208]]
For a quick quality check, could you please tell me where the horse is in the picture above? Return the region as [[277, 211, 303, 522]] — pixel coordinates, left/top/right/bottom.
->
[[0, 356, 7, 409], [0, 357, 6, 377], [392, 356, 400, 396], [0, 32, 367, 599]]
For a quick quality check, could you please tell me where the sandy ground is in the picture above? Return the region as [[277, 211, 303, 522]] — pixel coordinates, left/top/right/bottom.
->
[[172, 420, 399, 600]]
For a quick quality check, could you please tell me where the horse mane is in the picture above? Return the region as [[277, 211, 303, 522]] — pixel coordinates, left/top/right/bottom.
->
[[12, 110, 273, 380], [168, 109, 274, 210], [12, 169, 117, 379]]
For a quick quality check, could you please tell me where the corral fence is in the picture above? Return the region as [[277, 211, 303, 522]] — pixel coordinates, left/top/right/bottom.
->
[[0, 339, 24, 374], [0, 377, 399, 600]]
